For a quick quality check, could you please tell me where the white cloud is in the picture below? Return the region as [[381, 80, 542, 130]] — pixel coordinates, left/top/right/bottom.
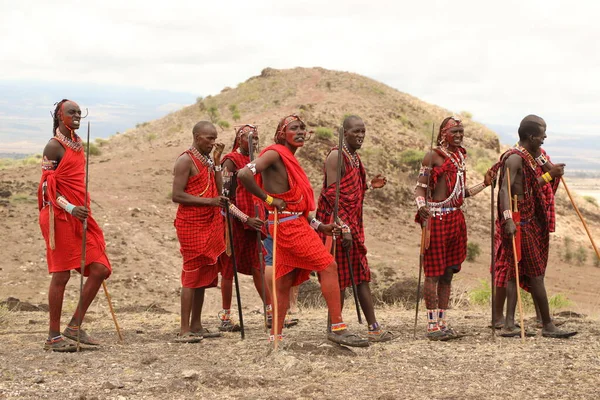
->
[[1, 0, 599, 137]]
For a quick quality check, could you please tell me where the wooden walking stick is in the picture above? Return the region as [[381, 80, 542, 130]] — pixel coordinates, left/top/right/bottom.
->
[[506, 168, 525, 342], [76, 121, 91, 351], [333, 125, 362, 324], [225, 200, 245, 340], [413, 123, 435, 339], [272, 209, 279, 350], [490, 178, 496, 340], [248, 132, 269, 331], [102, 281, 123, 342], [560, 178, 600, 260]]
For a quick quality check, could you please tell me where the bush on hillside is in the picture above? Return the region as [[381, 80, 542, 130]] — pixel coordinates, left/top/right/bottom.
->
[[398, 149, 425, 172], [583, 196, 598, 207], [315, 127, 333, 140], [575, 245, 588, 264], [217, 120, 230, 130], [207, 106, 219, 123], [83, 142, 101, 156], [232, 111, 241, 122], [466, 242, 481, 262]]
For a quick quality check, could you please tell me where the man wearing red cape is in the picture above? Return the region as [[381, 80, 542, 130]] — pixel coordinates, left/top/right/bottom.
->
[[238, 114, 368, 347], [38, 99, 112, 352]]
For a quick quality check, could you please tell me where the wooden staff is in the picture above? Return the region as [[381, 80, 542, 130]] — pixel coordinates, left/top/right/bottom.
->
[[272, 209, 279, 350], [560, 178, 600, 260], [248, 132, 269, 331], [413, 123, 435, 339], [490, 178, 496, 340], [102, 281, 123, 342], [334, 125, 361, 324], [76, 121, 91, 351], [225, 201, 245, 340], [506, 168, 525, 342]]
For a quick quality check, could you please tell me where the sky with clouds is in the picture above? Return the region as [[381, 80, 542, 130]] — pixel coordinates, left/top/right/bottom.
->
[[1, 0, 598, 156]]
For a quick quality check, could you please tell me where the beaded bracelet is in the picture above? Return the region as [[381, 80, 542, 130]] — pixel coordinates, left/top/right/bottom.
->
[[310, 218, 322, 231], [57, 195, 76, 215], [416, 196, 426, 209], [264, 194, 274, 205], [503, 210, 512, 220], [535, 153, 548, 166], [542, 172, 553, 183]]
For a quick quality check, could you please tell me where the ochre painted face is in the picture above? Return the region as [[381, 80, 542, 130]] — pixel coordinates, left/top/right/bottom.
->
[[444, 126, 464, 148], [60, 101, 82, 131], [344, 119, 366, 150], [284, 120, 307, 148]]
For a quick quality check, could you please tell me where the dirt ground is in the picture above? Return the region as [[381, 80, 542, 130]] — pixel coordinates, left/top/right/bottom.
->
[[0, 301, 598, 400]]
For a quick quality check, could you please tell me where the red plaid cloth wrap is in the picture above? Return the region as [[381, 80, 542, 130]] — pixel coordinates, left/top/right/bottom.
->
[[258, 144, 334, 286], [174, 150, 225, 288], [414, 148, 468, 277], [38, 138, 112, 276], [492, 148, 555, 291], [316, 147, 370, 289], [218, 151, 266, 278]]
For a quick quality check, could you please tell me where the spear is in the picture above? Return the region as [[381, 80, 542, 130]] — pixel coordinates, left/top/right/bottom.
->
[[413, 123, 435, 339], [248, 132, 269, 331], [507, 168, 525, 342], [333, 125, 361, 324], [490, 176, 496, 340]]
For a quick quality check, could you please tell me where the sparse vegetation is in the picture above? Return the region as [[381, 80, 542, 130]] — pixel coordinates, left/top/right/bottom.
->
[[315, 127, 333, 140], [583, 196, 598, 207], [217, 120, 230, 130], [196, 96, 204, 104], [575, 245, 588, 264], [232, 111, 241, 122], [466, 242, 482, 262], [83, 142, 101, 156], [146, 133, 158, 143], [228, 104, 238, 113], [461, 111, 473, 119], [10, 193, 34, 203], [95, 138, 108, 147], [468, 280, 491, 306], [136, 122, 150, 129], [398, 149, 425, 172], [594, 255, 600, 268], [474, 158, 494, 176], [548, 293, 573, 310], [564, 236, 574, 262], [207, 106, 219, 123]]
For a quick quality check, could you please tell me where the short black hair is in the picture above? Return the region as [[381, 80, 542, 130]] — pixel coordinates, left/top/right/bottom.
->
[[192, 121, 215, 136], [52, 99, 70, 136], [518, 115, 545, 141], [342, 115, 362, 131]]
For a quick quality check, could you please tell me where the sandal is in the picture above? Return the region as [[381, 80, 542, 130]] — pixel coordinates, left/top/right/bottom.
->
[[499, 327, 536, 338], [174, 331, 203, 343], [284, 318, 299, 328], [542, 330, 578, 339], [426, 329, 450, 341], [191, 328, 222, 339], [368, 329, 395, 343], [43, 335, 78, 352], [62, 325, 100, 346], [327, 330, 370, 348]]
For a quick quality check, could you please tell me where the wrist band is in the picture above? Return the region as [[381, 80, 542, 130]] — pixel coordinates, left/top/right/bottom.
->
[[341, 224, 350, 234], [467, 182, 486, 197], [416, 196, 426, 209], [310, 218, 322, 231], [503, 210, 512, 220], [214, 165, 222, 172], [228, 203, 249, 224], [535, 153, 548, 166], [264, 194, 274, 205], [57, 195, 76, 215], [542, 172, 553, 183]]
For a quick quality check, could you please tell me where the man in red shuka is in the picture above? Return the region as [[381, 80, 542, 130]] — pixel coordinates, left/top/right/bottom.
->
[[316, 115, 393, 342], [237, 114, 368, 347], [38, 99, 112, 352], [217, 124, 269, 332], [172, 121, 227, 343]]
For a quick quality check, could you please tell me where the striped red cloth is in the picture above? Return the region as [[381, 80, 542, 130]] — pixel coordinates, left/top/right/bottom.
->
[[258, 144, 333, 286], [174, 150, 225, 288], [316, 147, 370, 289], [493, 147, 551, 291], [38, 137, 111, 276]]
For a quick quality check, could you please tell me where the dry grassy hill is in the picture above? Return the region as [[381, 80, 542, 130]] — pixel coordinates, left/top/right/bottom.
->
[[1, 66, 599, 315]]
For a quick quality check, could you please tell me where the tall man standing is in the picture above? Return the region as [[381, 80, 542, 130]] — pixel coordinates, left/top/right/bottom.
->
[[172, 121, 226, 342], [493, 115, 576, 338], [316, 115, 393, 342], [414, 117, 494, 340], [217, 124, 269, 332], [38, 99, 112, 351], [238, 114, 368, 347]]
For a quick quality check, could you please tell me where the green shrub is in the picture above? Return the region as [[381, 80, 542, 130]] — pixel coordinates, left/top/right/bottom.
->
[[83, 142, 101, 156], [95, 138, 108, 147], [583, 196, 598, 207], [564, 236, 573, 262], [207, 106, 219, 123], [468, 279, 491, 306], [232, 111, 241, 122], [146, 133, 158, 143], [474, 158, 494, 176], [594, 256, 599, 268], [548, 293, 573, 310], [398, 149, 425, 172], [135, 122, 150, 129], [466, 242, 481, 262], [217, 120, 230, 130], [461, 111, 473, 119], [575, 245, 588, 264], [228, 104, 238, 113], [315, 127, 333, 140]]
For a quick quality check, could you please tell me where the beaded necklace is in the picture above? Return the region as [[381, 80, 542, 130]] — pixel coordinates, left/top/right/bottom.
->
[[54, 129, 83, 152], [513, 143, 537, 170], [342, 142, 360, 168], [188, 147, 215, 170], [428, 146, 466, 210], [437, 145, 466, 171]]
